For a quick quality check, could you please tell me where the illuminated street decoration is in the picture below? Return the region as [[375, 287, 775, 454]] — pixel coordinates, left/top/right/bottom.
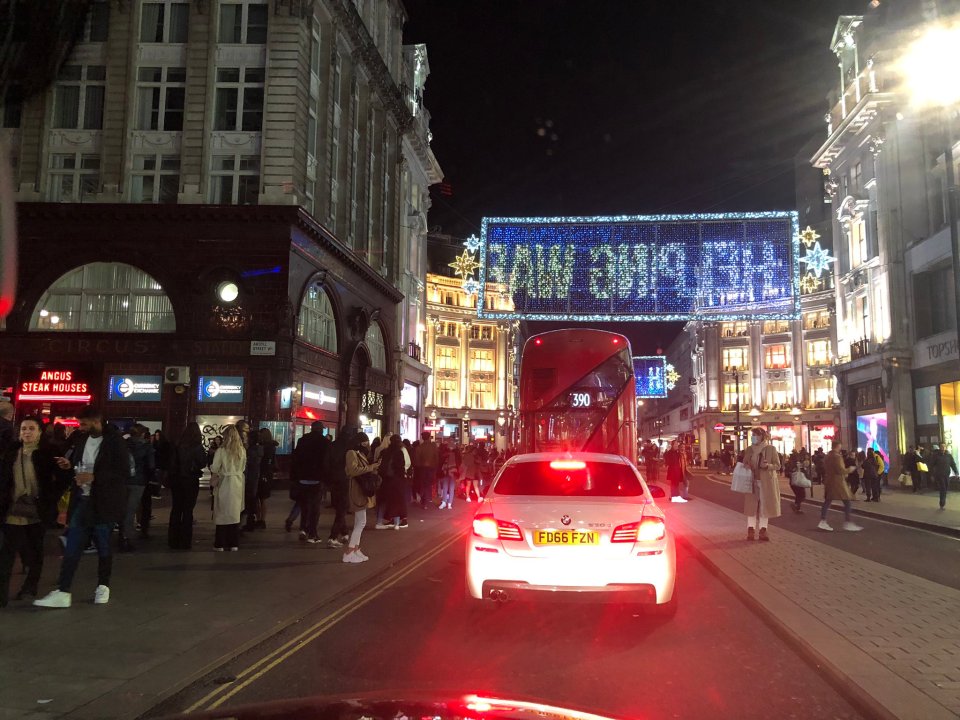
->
[[449, 249, 481, 280], [799, 241, 835, 278], [476, 212, 800, 321], [665, 364, 680, 390], [462, 278, 481, 296], [799, 273, 822, 294], [799, 226, 820, 248], [464, 234, 482, 253], [634, 356, 667, 398]]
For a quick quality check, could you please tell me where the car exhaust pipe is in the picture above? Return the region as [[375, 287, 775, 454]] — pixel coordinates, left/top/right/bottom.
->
[[488, 589, 502, 601]]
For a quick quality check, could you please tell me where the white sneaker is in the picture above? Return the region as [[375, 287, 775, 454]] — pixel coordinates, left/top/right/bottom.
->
[[670, 497, 688, 503], [843, 522, 863, 532], [375, 522, 392, 530], [327, 537, 343, 548], [34, 589, 72, 608], [94, 585, 110, 605], [466, 497, 472, 502], [342, 550, 367, 564], [818, 520, 834, 531], [355, 549, 369, 561], [439, 501, 447, 509]]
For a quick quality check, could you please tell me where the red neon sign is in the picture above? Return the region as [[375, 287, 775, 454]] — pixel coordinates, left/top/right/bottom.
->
[[18, 370, 91, 403]]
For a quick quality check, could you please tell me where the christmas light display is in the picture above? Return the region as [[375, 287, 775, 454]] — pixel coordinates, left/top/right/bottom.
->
[[799, 241, 835, 278], [449, 249, 481, 280], [634, 356, 668, 398], [476, 212, 801, 321]]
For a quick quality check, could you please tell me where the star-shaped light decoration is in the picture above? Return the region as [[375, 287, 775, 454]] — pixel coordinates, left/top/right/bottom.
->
[[799, 273, 822, 294], [463, 234, 482, 253], [799, 241, 835, 278], [799, 226, 820, 248], [665, 364, 680, 391], [448, 249, 481, 281], [462, 279, 481, 296]]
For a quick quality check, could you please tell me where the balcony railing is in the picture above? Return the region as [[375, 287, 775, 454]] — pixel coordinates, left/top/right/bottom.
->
[[407, 342, 422, 362], [827, 65, 882, 135], [850, 338, 871, 360]]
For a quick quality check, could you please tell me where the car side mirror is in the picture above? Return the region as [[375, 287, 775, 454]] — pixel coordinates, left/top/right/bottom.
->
[[647, 484, 666, 499]]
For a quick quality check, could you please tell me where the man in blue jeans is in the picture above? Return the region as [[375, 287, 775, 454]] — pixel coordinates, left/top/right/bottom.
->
[[35, 406, 131, 608]]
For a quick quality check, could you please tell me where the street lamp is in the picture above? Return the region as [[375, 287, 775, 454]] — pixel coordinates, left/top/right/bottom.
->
[[900, 24, 960, 368]]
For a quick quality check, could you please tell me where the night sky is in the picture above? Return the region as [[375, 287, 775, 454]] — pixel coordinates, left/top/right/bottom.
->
[[402, 0, 863, 353]]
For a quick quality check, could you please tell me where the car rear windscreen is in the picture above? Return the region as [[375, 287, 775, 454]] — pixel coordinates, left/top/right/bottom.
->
[[493, 461, 643, 497]]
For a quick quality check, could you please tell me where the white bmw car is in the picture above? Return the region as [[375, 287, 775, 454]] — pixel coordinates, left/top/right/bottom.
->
[[465, 452, 677, 615]]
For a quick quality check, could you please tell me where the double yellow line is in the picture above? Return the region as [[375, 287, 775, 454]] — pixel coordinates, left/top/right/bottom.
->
[[185, 530, 465, 713]]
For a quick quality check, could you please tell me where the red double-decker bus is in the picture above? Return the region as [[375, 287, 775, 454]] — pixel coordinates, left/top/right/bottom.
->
[[518, 329, 637, 463]]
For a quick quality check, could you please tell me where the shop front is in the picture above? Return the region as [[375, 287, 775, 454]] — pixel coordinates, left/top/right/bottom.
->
[[195, 373, 248, 450], [469, 420, 495, 443], [399, 382, 421, 441], [767, 424, 798, 456], [850, 379, 889, 466], [806, 423, 836, 453], [911, 331, 960, 470], [294, 379, 340, 445]]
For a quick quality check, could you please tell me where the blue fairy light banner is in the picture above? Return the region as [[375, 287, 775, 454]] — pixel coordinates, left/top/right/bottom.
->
[[476, 212, 800, 321], [634, 356, 668, 398]]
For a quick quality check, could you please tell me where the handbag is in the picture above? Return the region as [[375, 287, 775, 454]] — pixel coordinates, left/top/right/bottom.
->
[[898, 472, 913, 487], [791, 470, 812, 489], [731, 462, 754, 493], [917, 461, 929, 473]]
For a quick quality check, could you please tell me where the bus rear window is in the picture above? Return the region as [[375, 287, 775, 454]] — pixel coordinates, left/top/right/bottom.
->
[[493, 461, 643, 497]]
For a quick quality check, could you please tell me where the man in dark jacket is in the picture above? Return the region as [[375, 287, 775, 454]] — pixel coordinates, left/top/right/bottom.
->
[[290, 421, 329, 543], [35, 406, 131, 608], [931, 445, 959, 510], [0, 401, 14, 457]]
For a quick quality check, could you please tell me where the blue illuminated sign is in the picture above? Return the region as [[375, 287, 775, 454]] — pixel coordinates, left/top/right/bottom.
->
[[107, 375, 162, 402], [197, 376, 245, 403], [633, 357, 667, 398], [476, 212, 800, 321]]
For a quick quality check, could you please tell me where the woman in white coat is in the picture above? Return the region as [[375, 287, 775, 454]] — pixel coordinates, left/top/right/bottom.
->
[[210, 425, 246, 551]]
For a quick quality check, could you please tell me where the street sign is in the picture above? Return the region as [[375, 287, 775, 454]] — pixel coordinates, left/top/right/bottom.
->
[[713, 423, 726, 432]]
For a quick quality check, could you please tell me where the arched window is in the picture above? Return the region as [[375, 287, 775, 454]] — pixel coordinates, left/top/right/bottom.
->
[[31, 262, 175, 332], [365, 322, 386, 371], [297, 282, 338, 353]]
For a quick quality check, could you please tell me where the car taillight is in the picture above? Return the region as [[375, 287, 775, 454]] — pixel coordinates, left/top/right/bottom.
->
[[472, 513, 523, 541], [550, 459, 586, 470], [612, 517, 665, 543]]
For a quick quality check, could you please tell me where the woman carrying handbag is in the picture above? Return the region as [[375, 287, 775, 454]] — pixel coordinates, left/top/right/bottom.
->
[[343, 432, 380, 564]]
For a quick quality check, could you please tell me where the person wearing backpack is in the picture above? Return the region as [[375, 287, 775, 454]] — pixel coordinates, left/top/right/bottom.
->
[[167, 423, 207, 550]]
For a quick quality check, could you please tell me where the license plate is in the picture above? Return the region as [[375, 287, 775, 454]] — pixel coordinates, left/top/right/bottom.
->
[[533, 530, 599, 546]]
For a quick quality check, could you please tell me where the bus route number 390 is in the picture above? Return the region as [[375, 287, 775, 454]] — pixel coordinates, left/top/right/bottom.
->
[[570, 392, 592, 408]]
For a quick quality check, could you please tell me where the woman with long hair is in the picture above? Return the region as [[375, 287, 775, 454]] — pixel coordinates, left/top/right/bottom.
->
[[167, 423, 207, 550], [343, 432, 379, 563], [210, 425, 246, 551]]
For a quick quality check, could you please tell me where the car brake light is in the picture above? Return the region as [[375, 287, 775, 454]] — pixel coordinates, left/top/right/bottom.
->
[[612, 517, 665, 543], [534, 338, 542, 345], [612, 337, 620, 344], [472, 514, 523, 541], [549, 459, 586, 470]]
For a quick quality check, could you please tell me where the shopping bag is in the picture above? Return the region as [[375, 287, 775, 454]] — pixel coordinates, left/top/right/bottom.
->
[[898, 472, 913, 488], [731, 462, 754, 493], [917, 461, 928, 473], [791, 470, 812, 489]]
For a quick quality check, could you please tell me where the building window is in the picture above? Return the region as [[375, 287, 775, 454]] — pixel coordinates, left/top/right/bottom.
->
[[806, 340, 832, 367], [762, 320, 789, 334], [914, 266, 957, 339], [764, 344, 789, 369], [470, 380, 494, 410], [765, 381, 792, 410], [53, 65, 105, 130], [721, 321, 749, 338], [808, 378, 834, 408], [722, 382, 750, 411], [140, 2, 189, 43], [135, 67, 186, 131], [130, 155, 179, 203], [47, 153, 100, 202], [436, 378, 457, 408], [481, 325, 493, 340], [214, 67, 264, 132], [803, 310, 831, 330], [469, 324, 480, 339], [435, 345, 458, 371], [365, 323, 386, 371], [209, 154, 259, 205], [470, 349, 494, 372], [851, 162, 862, 194], [445, 322, 459, 338], [849, 217, 867, 269], [31, 262, 175, 332], [219, 3, 268, 44], [722, 347, 748, 371], [0, 86, 23, 128], [297, 282, 337, 353], [84, 1, 110, 42]]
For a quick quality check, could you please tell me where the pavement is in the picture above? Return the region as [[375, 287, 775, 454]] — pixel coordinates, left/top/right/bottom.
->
[[0, 493, 471, 720], [2, 471, 959, 720], [663, 468, 960, 720]]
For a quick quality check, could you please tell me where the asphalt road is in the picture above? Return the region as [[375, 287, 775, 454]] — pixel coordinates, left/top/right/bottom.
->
[[687, 473, 960, 590], [151, 538, 867, 719]]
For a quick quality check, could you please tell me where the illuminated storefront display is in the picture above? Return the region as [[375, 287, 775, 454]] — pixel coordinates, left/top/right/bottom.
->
[[197, 376, 245, 403], [301, 382, 339, 410], [808, 424, 836, 453], [18, 369, 92, 403], [107, 375, 162, 402], [856, 412, 890, 466], [477, 212, 800, 321]]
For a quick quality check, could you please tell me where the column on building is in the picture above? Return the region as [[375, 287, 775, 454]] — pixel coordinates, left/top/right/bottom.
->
[[495, 321, 507, 409], [425, 314, 437, 405], [460, 320, 470, 409]]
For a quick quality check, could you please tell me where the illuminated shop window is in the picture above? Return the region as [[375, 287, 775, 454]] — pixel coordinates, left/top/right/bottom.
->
[[762, 320, 790, 334], [365, 322, 386, 371], [722, 347, 748, 372], [722, 383, 750, 411], [31, 262, 174, 332], [764, 344, 789, 369], [297, 282, 337, 353], [806, 340, 831, 367]]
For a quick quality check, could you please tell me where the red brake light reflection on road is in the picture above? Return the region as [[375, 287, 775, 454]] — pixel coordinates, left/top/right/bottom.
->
[[549, 459, 586, 470]]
